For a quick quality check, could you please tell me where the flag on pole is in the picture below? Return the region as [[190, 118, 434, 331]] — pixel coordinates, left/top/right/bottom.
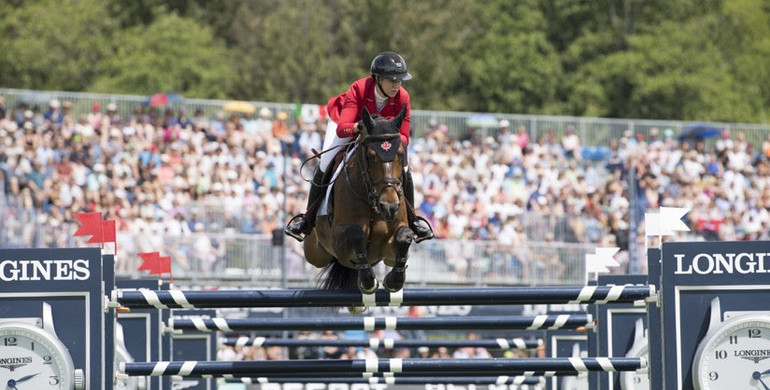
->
[[137, 252, 160, 272], [73, 212, 102, 238], [585, 247, 621, 282], [645, 207, 690, 236]]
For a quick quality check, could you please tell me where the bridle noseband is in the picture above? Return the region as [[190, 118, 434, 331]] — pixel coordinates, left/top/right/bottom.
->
[[346, 132, 404, 215]]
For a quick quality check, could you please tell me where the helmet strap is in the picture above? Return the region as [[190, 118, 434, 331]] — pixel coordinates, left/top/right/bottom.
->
[[374, 76, 392, 99]]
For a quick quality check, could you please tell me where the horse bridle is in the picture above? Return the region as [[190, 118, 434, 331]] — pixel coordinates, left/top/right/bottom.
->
[[345, 133, 404, 215]]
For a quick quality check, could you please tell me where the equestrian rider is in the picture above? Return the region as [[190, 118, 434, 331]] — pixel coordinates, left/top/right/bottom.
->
[[285, 51, 434, 243]]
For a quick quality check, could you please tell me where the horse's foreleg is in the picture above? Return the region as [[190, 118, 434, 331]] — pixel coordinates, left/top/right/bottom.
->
[[340, 225, 378, 294], [383, 226, 414, 292]]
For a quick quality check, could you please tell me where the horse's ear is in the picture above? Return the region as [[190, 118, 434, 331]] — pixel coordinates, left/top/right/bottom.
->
[[392, 105, 407, 130], [362, 107, 375, 134]]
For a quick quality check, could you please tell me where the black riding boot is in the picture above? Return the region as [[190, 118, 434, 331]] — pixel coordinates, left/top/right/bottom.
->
[[404, 170, 434, 243], [285, 169, 325, 242]]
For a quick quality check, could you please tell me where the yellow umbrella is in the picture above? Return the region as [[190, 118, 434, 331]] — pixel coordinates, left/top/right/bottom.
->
[[223, 101, 256, 114]]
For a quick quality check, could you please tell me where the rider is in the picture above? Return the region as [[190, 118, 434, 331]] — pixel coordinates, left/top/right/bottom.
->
[[285, 51, 434, 243]]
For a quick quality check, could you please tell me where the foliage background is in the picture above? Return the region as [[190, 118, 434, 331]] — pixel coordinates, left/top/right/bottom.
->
[[0, 0, 768, 123]]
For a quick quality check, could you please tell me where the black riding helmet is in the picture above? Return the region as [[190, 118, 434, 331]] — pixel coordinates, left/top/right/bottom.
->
[[370, 52, 412, 82]]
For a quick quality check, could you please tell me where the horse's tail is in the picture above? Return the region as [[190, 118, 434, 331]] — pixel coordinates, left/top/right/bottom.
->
[[317, 261, 359, 291]]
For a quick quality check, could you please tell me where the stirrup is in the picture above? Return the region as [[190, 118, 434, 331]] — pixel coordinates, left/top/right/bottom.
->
[[412, 216, 434, 244], [285, 214, 308, 242]]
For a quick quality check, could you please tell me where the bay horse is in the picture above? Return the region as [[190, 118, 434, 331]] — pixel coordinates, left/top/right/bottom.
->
[[303, 106, 414, 303]]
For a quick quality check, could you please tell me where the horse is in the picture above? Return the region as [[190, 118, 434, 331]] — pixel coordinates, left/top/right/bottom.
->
[[303, 106, 415, 304]]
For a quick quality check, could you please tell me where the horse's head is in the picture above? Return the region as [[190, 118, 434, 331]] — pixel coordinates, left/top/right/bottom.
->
[[357, 106, 407, 221]]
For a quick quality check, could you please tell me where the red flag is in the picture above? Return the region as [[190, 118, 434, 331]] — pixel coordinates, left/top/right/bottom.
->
[[156, 256, 172, 275], [137, 252, 160, 272], [73, 212, 102, 238], [88, 220, 116, 244]]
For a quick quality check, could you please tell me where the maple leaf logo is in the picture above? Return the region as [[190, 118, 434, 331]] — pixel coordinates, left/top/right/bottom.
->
[[380, 141, 392, 151]]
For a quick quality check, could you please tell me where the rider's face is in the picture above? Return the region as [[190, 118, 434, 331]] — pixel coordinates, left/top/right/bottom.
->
[[379, 78, 402, 98]]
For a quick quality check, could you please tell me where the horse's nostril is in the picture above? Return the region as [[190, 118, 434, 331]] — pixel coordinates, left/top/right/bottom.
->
[[379, 201, 400, 218]]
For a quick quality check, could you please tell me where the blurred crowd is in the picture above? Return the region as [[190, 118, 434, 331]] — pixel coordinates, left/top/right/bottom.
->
[[216, 329, 538, 362], [2, 96, 770, 276]]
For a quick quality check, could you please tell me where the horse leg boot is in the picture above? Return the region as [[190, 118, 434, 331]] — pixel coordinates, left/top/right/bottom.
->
[[285, 168, 325, 242], [404, 170, 434, 243], [343, 225, 378, 294], [383, 226, 414, 292]]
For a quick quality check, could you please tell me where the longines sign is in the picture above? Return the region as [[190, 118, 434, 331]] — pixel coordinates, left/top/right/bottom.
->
[[0, 259, 91, 281], [0, 247, 105, 390], [673, 251, 770, 275]]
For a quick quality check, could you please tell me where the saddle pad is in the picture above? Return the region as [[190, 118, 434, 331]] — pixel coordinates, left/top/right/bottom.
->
[[318, 145, 358, 216]]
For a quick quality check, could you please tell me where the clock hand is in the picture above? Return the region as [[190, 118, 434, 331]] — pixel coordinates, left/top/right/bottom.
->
[[13, 373, 38, 384], [6, 373, 38, 390], [754, 372, 770, 390]]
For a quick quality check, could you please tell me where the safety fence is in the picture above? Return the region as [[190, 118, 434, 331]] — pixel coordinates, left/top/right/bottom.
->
[[0, 203, 594, 287]]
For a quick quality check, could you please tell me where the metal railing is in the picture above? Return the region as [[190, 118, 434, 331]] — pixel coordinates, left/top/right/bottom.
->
[[0, 202, 594, 287]]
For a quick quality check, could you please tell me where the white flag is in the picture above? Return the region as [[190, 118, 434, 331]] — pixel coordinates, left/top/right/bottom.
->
[[645, 207, 690, 236], [595, 247, 620, 268], [644, 212, 662, 236], [660, 207, 690, 234]]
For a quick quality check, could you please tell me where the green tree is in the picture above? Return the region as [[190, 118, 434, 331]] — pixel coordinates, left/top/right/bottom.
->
[[0, 0, 117, 90], [89, 13, 232, 98]]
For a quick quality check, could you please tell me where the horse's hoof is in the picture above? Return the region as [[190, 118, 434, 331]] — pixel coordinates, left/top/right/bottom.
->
[[383, 272, 405, 292], [347, 305, 367, 315], [358, 278, 379, 295]]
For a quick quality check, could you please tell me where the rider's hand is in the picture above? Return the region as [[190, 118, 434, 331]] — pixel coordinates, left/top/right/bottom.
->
[[356, 120, 364, 132]]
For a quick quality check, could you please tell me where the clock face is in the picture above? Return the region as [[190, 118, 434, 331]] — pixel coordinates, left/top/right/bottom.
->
[[693, 315, 770, 390], [621, 344, 649, 390], [0, 323, 74, 390]]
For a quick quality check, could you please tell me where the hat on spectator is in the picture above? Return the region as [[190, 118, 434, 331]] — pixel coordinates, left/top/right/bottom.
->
[[92, 102, 101, 111], [24, 110, 33, 119], [50, 99, 60, 109], [107, 102, 117, 111], [259, 107, 271, 118], [277, 111, 288, 120], [499, 119, 510, 128]]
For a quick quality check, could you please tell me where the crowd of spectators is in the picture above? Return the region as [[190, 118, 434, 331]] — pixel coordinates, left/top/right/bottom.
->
[[216, 329, 538, 362], [2, 95, 770, 277]]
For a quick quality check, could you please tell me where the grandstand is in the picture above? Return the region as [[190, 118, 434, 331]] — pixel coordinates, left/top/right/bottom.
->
[[1, 88, 769, 286]]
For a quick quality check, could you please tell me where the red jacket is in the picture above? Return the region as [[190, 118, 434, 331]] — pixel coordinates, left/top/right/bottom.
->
[[326, 77, 411, 145]]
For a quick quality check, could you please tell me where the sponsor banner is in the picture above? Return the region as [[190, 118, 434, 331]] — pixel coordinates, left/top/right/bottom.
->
[[0, 247, 104, 390], [661, 241, 770, 390]]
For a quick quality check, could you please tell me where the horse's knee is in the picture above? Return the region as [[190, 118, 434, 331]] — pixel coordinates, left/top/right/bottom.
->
[[395, 226, 414, 249], [341, 225, 366, 252], [343, 225, 365, 241]]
